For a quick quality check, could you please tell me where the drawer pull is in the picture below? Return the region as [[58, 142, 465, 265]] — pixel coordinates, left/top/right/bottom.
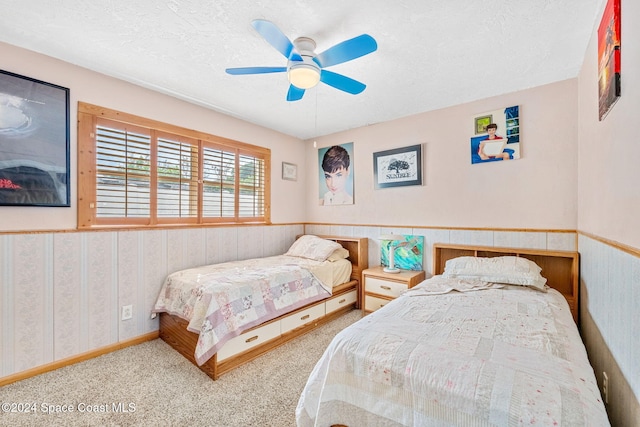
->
[[379, 303, 386, 308], [245, 335, 259, 343], [300, 314, 310, 320], [338, 298, 346, 304], [380, 285, 392, 291]]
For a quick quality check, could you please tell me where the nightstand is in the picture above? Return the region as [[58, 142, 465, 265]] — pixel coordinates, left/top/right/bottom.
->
[[362, 266, 426, 314]]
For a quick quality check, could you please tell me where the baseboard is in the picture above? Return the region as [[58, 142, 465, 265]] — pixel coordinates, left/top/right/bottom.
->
[[0, 331, 159, 387]]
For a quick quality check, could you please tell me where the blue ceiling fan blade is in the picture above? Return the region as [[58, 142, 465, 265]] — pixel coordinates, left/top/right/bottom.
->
[[226, 66, 287, 75], [320, 70, 366, 94], [251, 19, 301, 61], [287, 85, 305, 101], [316, 34, 377, 68]]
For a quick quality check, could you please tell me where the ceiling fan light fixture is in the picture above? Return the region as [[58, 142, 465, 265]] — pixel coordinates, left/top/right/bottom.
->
[[288, 63, 320, 89]]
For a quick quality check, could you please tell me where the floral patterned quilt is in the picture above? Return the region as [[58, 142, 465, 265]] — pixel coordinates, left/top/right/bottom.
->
[[297, 276, 609, 426], [153, 255, 332, 365]]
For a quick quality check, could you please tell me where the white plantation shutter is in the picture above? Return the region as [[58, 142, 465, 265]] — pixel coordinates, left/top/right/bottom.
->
[[156, 134, 199, 221], [95, 121, 151, 220], [78, 103, 270, 228], [238, 152, 265, 219], [202, 145, 236, 218]]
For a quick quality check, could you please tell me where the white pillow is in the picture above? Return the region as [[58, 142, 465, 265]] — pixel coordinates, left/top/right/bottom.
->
[[326, 247, 350, 262], [442, 256, 547, 291], [285, 235, 343, 262]]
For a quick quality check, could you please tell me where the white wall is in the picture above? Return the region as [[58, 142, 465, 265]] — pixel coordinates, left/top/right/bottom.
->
[[577, 1, 640, 251], [306, 79, 579, 230], [0, 41, 307, 231]]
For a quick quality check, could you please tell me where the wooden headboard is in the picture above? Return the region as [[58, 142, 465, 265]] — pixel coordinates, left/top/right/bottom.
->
[[433, 243, 579, 322], [298, 235, 369, 283]]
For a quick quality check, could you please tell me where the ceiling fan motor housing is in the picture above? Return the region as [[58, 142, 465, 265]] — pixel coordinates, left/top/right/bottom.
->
[[288, 37, 321, 89]]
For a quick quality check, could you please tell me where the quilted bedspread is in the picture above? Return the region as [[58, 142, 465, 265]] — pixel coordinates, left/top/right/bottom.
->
[[153, 255, 332, 365], [296, 277, 609, 426]]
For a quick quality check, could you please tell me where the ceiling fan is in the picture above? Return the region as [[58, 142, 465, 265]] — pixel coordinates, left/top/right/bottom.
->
[[225, 19, 378, 101]]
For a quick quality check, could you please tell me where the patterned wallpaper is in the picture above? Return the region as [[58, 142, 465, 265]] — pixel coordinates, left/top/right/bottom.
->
[[1, 224, 576, 379], [579, 234, 640, 399]]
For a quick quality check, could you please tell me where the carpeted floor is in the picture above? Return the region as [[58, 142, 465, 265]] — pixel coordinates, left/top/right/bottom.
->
[[0, 309, 362, 427]]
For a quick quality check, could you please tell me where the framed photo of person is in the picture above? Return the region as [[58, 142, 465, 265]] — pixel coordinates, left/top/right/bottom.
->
[[318, 143, 354, 205]]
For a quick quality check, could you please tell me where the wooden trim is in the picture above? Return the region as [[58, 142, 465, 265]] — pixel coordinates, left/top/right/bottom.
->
[[578, 230, 640, 258], [0, 222, 303, 236], [0, 332, 158, 387], [305, 222, 577, 233], [78, 102, 269, 155]]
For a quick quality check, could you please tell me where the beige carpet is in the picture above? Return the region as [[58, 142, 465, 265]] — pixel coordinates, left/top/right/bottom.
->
[[0, 310, 362, 427]]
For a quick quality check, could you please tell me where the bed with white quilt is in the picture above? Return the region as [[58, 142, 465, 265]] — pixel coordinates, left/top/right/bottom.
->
[[296, 244, 609, 426], [152, 234, 367, 380]]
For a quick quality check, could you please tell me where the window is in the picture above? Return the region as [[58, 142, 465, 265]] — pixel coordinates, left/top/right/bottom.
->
[[78, 103, 270, 228]]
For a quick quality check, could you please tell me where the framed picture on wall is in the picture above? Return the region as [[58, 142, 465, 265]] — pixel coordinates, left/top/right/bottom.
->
[[0, 70, 70, 206], [597, 0, 621, 121], [282, 162, 297, 181], [318, 143, 354, 205], [470, 105, 520, 165], [373, 144, 422, 189]]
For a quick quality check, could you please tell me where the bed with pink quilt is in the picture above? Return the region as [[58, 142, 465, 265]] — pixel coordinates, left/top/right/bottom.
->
[[296, 244, 609, 426], [152, 234, 367, 380]]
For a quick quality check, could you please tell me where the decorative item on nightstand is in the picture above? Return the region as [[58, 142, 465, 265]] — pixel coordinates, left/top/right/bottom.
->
[[379, 234, 404, 273]]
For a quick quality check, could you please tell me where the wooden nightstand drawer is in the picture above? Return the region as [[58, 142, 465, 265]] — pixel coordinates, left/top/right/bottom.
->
[[365, 277, 408, 298], [365, 295, 392, 312], [362, 267, 425, 315]]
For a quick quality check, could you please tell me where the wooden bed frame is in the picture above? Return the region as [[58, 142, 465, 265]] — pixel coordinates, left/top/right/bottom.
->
[[159, 235, 368, 380], [433, 243, 579, 322]]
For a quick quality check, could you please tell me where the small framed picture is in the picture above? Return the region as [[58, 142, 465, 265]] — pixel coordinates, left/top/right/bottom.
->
[[373, 144, 422, 189], [282, 162, 297, 181], [474, 115, 493, 135]]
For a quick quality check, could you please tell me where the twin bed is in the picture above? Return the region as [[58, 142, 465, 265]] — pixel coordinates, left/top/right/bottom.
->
[[152, 234, 368, 380], [152, 236, 608, 426], [296, 243, 609, 426]]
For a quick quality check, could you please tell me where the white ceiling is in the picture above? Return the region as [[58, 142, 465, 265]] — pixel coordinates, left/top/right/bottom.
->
[[0, 0, 603, 140]]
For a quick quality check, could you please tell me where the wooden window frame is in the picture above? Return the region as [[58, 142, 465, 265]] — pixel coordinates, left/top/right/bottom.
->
[[77, 102, 271, 229]]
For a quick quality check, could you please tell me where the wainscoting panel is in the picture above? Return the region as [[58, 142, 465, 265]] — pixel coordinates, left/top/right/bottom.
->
[[9, 234, 53, 374], [0, 224, 304, 379], [53, 232, 83, 360], [579, 234, 640, 425], [84, 232, 118, 351], [142, 230, 168, 335]]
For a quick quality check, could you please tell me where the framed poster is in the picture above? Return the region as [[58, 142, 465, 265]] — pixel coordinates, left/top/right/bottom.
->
[[470, 105, 520, 165], [318, 143, 354, 205], [597, 0, 621, 121], [0, 70, 70, 206], [373, 144, 422, 189]]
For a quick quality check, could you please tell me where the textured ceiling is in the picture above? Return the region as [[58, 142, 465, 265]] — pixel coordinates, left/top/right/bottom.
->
[[0, 0, 603, 140]]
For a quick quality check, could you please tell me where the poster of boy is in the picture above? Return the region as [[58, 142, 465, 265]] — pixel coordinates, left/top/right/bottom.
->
[[470, 105, 521, 165]]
